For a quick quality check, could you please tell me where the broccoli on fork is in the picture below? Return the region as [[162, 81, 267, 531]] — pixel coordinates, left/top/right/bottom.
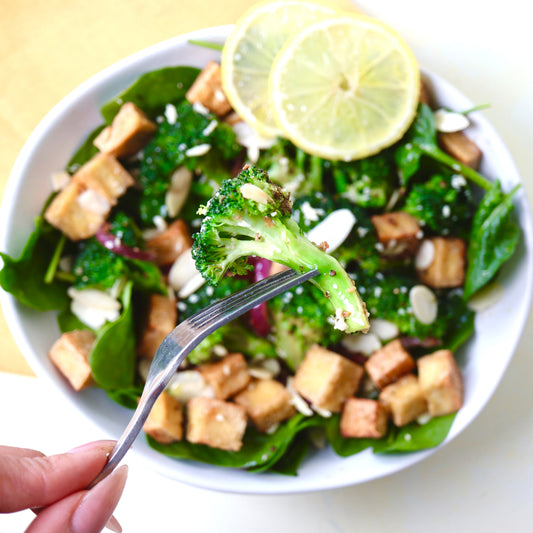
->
[[192, 165, 369, 334]]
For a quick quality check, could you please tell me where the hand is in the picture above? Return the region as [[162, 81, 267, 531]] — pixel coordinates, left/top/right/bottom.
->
[[0, 440, 127, 533]]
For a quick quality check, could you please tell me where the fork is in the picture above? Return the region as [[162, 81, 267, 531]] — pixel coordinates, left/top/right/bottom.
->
[[88, 266, 318, 488]]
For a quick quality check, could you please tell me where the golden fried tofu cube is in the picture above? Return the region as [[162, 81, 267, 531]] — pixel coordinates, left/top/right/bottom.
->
[[418, 349, 463, 417], [379, 374, 428, 426], [143, 391, 183, 444], [48, 330, 96, 391], [292, 345, 364, 413], [340, 398, 388, 439], [44, 179, 110, 241], [198, 353, 251, 400], [186, 397, 247, 451], [146, 219, 193, 266], [73, 153, 135, 202], [93, 102, 156, 159], [438, 131, 482, 169], [365, 339, 415, 389], [186, 61, 232, 116], [234, 379, 296, 432], [417, 237, 466, 289], [371, 211, 422, 256], [138, 294, 177, 359]]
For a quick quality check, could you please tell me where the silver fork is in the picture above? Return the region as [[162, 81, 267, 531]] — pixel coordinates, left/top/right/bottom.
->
[[88, 267, 318, 488]]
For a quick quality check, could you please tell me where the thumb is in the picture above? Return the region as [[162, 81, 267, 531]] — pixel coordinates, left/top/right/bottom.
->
[[0, 440, 115, 513]]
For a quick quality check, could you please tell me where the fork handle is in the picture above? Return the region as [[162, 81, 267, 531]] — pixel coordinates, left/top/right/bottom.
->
[[86, 370, 171, 489]]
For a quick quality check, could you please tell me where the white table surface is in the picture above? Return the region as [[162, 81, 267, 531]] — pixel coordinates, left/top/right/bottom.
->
[[2, 0, 533, 531]]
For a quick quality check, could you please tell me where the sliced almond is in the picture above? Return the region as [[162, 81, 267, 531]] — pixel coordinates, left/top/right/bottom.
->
[[415, 239, 435, 270], [409, 285, 438, 325], [341, 332, 381, 356], [306, 208, 356, 254], [434, 109, 470, 133]]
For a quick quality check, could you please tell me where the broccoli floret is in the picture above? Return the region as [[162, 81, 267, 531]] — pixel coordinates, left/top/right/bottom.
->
[[72, 213, 165, 293], [291, 192, 335, 233], [256, 138, 330, 197], [332, 151, 398, 208], [137, 100, 241, 225], [403, 173, 475, 238], [351, 269, 472, 342], [192, 166, 369, 334], [269, 283, 344, 370]]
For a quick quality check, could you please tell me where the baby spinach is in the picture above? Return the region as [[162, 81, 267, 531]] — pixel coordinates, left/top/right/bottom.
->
[[89, 282, 136, 390], [147, 413, 322, 473], [324, 413, 456, 456], [464, 181, 521, 299], [0, 217, 69, 311], [100, 66, 201, 123], [372, 414, 456, 453], [395, 104, 491, 191]]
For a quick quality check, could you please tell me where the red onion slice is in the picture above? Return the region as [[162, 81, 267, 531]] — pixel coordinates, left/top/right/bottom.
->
[[248, 257, 272, 337], [96, 225, 156, 262]]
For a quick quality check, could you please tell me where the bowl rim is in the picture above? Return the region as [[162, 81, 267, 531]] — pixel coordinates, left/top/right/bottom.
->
[[1, 24, 532, 494]]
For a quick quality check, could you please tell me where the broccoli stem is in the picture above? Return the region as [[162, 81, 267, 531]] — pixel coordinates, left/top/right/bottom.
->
[[239, 217, 369, 333], [419, 144, 491, 191]]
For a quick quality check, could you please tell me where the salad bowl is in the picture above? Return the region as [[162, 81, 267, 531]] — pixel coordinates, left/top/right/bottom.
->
[[0, 24, 532, 494]]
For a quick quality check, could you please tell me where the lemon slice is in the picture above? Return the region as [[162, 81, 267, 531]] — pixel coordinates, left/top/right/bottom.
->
[[221, 0, 337, 137], [269, 15, 420, 160]]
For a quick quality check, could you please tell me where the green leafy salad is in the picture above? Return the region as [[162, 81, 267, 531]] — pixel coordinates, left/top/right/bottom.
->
[[0, 58, 520, 475]]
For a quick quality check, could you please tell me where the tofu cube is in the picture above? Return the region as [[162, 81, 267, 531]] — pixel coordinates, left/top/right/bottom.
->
[[44, 154, 135, 241], [371, 211, 422, 257], [93, 102, 156, 159], [234, 379, 296, 432], [292, 345, 364, 412], [186, 61, 232, 116], [438, 131, 482, 169], [44, 179, 110, 241], [417, 237, 466, 289], [138, 294, 177, 359], [186, 397, 247, 451], [73, 153, 135, 202], [198, 352, 251, 400], [379, 374, 427, 426], [417, 349, 463, 417], [365, 339, 415, 389], [48, 330, 96, 391], [143, 391, 183, 444], [340, 398, 388, 439], [146, 219, 193, 266]]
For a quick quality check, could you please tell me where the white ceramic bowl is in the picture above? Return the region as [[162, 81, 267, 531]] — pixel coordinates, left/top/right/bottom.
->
[[1, 26, 532, 495]]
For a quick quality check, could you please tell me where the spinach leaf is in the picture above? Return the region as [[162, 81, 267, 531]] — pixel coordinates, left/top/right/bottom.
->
[[147, 414, 322, 472], [323, 415, 377, 457], [324, 412, 456, 456], [57, 305, 91, 333], [89, 282, 136, 389], [107, 386, 143, 410], [0, 217, 69, 311], [464, 181, 521, 299], [100, 66, 201, 123], [372, 414, 456, 453], [395, 104, 491, 190]]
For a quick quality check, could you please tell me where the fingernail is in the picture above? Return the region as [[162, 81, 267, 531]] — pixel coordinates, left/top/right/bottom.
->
[[70, 465, 128, 533], [105, 514, 122, 532], [67, 440, 117, 454]]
